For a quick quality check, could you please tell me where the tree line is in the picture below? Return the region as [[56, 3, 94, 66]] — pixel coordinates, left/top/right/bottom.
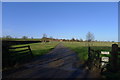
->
[[1, 32, 115, 42]]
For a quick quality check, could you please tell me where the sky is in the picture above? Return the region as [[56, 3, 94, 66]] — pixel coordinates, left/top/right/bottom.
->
[[2, 2, 118, 41]]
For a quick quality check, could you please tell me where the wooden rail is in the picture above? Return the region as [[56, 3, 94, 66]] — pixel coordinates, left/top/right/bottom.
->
[[3, 45, 33, 68], [9, 45, 33, 57], [110, 44, 120, 72], [88, 44, 120, 73]]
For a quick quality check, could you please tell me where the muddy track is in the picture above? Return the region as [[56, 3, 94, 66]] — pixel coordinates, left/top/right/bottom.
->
[[3, 43, 88, 79]]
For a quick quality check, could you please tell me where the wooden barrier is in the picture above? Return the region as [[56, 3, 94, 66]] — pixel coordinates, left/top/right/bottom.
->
[[87, 47, 100, 70], [9, 45, 33, 57], [3, 45, 33, 68], [88, 44, 120, 73], [110, 44, 119, 72]]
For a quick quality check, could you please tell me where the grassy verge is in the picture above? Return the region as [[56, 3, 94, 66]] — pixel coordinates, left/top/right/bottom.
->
[[63, 42, 88, 61], [62, 42, 119, 79], [62, 42, 116, 61], [3, 42, 59, 70], [11, 41, 59, 57]]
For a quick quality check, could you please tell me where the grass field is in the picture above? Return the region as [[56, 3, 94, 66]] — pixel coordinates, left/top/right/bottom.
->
[[62, 42, 120, 78], [11, 41, 59, 57], [62, 42, 118, 61], [4, 41, 119, 78], [5, 41, 118, 65], [3, 41, 59, 70], [9, 41, 118, 63]]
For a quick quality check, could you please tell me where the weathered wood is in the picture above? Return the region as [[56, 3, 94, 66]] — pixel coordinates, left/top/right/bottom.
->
[[118, 48, 120, 52], [88, 47, 91, 58], [28, 46, 34, 57], [110, 44, 118, 72], [9, 45, 33, 57], [7, 45, 33, 67], [3, 46, 13, 67], [88, 44, 120, 73], [87, 47, 101, 70]]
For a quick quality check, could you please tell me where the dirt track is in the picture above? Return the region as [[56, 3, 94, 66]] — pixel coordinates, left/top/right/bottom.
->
[[3, 43, 99, 79]]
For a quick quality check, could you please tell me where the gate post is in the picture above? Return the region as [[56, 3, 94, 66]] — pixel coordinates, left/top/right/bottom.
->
[[110, 44, 118, 72], [88, 47, 91, 58], [87, 47, 92, 70]]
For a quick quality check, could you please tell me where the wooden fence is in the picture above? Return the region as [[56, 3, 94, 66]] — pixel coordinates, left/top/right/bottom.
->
[[9, 45, 33, 56], [87, 47, 101, 70], [88, 44, 120, 73], [110, 44, 120, 72], [3, 45, 33, 68]]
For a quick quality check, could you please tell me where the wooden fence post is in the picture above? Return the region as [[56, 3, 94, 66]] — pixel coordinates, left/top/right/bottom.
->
[[88, 47, 91, 58], [88, 47, 92, 70], [110, 44, 118, 72], [3, 45, 12, 67], [28, 46, 34, 57]]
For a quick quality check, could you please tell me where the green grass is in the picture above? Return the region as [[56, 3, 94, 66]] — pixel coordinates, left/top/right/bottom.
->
[[3, 41, 59, 70], [11, 41, 59, 57], [62, 42, 120, 79], [5, 41, 119, 78], [62, 42, 117, 61], [62, 42, 88, 61], [10, 41, 117, 62]]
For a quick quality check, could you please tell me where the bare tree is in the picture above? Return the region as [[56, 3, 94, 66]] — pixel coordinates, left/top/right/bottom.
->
[[86, 32, 94, 42], [86, 32, 95, 47]]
